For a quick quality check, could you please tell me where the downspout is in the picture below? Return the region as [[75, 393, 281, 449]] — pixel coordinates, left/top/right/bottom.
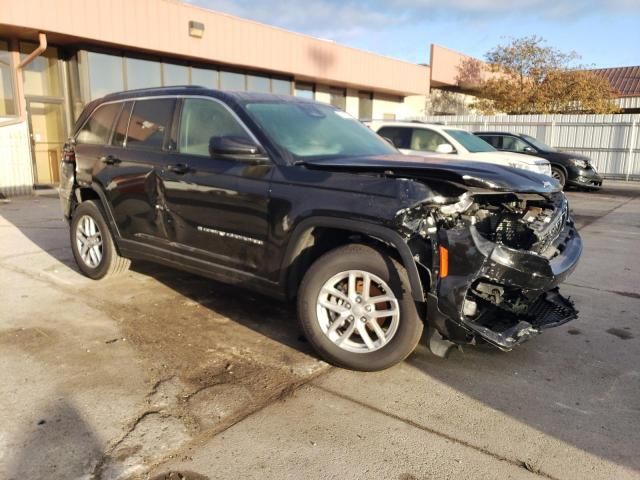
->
[[0, 32, 47, 127]]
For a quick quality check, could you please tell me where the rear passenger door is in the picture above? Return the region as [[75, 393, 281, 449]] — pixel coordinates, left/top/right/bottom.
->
[[99, 98, 177, 247], [159, 97, 273, 274]]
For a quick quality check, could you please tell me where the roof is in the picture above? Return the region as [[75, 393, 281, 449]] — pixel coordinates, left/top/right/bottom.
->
[[590, 66, 640, 97]]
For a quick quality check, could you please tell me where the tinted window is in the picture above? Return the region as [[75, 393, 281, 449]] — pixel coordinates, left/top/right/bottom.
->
[[358, 92, 373, 120], [191, 67, 219, 88], [377, 126, 411, 149], [126, 99, 176, 151], [522, 134, 554, 152], [246, 102, 396, 159], [87, 52, 124, 99], [479, 135, 501, 148], [410, 128, 450, 152], [445, 129, 495, 153], [272, 79, 292, 95], [112, 102, 133, 146], [502, 136, 531, 152], [163, 63, 189, 86], [247, 75, 270, 93], [295, 83, 314, 99], [179, 98, 252, 156], [76, 103, 121, 145], [329, 87, 346, 111], [220, 71, 246, 91], [126, 58, 162, 90]]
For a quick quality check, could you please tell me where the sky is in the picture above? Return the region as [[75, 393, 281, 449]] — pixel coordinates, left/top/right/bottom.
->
[[186, 0, 640, 68]]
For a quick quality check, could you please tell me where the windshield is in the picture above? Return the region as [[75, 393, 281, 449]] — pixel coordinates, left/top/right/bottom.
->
[[522, 134, 555, 152], [445, 129, 496, 153], [244, 102, 397, 160]]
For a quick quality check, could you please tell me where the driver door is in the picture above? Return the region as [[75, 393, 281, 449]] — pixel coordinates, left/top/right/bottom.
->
[[158, 97, 273, 274]]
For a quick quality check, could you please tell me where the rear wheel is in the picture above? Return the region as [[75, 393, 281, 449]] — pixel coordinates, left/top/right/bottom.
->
[[70, 200, 130, 279], [551, 167, 566, 187], [297, 244, 423, 371]]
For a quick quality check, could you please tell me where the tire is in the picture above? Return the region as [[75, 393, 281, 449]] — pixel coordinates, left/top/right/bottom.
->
[[70, 200, 130, 280], [551, 167, 566, 188], [297, 244, 423, 371]]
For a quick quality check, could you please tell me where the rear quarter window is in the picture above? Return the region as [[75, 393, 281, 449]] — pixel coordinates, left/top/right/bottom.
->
[[75, 103, 121, 145]]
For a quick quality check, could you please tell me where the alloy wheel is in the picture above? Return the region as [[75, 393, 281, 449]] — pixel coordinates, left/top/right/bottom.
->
[[316, 270, 400, 353], [75, 215, 103, 268]]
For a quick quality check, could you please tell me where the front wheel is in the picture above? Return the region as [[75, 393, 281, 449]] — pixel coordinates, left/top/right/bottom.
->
[[70, 200, 130, 279], [297, 244, 423, 371], [551, 167, 566, 188]]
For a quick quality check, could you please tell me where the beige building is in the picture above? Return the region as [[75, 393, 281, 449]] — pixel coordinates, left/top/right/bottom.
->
[[0, 0, 434, 195]]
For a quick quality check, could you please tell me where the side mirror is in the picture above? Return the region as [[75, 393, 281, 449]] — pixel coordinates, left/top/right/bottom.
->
[[523, 146, 535, 153], [382, 136, 395, 147], [209, 136, 261, 156], [435, 143, 454, 154]]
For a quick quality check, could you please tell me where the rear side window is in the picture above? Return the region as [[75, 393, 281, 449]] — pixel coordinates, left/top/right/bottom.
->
[[178, 98, 251, 156], [410, 128, 449, 152], [480, 135, 502, 149], [76, 103, 121, 145], [126, 98, 176, 151], [377, 126, 411, 149], [111, 101, 133, 147]]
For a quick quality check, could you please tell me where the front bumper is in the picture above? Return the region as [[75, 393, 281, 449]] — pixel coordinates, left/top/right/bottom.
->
[[428, 219, 582, 349], [567, 166, 603, 189]]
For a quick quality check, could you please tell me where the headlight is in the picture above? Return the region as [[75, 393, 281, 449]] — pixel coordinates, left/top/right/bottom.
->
[[570, 158, 589, 169]]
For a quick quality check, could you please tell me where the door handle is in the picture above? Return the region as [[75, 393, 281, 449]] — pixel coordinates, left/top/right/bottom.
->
[[167, 163, 190, 175], [100, 155, 121, 165]]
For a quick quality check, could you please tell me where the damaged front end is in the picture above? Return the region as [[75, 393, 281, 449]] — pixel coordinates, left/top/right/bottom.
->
[[398, 188, 581, 350]]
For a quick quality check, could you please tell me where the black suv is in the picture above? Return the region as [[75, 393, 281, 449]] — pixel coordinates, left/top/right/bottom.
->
[[475, 131, 603, 190], [60, 87, 581, 371]]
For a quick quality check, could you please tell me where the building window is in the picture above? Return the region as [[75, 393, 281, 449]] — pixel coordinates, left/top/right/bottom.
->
[[329, 87, 346, 111], [0, 40, 16, 116], [220, 71, 246, 91], [163, 63, 189, 86], [358, 91, 373, 120], [20, 43, 62, 97], [191, 67, 219, 88], [294, 83, 314, 99], [247, 74, 270, 93], [126, 57, 162, 90], [272, 78, 292, 95], [87, 52, 124, 100]]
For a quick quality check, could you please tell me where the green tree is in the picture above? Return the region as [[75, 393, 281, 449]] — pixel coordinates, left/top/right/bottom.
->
[[462, 36, 618, 115]]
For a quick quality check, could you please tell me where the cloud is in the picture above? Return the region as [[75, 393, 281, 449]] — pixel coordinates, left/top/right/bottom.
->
[[186, 0, 640, 41]]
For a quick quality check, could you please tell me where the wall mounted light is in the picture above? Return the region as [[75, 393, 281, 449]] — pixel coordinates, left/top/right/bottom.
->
[[189, 21, 205, 38]]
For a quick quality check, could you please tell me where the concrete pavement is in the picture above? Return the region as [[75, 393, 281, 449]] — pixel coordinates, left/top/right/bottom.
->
[[1, 183, 639, 480]]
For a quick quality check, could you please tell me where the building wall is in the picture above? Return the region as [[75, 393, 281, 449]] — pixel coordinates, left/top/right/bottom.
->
[[0, 0, 429, 96], [0, 120, 32, 196]]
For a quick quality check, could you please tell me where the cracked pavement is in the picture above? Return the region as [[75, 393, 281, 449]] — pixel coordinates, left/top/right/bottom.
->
[[1, 182, 639, 480]]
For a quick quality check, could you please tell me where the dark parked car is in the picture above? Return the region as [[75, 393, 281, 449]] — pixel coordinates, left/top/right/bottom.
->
[[474, 131, 603, 190], [60, 87, 581, 371]]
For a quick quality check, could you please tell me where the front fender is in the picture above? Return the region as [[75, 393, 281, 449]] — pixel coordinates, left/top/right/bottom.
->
[[281, 216, 426, 302]]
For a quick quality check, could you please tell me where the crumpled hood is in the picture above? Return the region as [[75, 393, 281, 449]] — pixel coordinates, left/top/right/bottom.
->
[[302, 154, 562, 194]]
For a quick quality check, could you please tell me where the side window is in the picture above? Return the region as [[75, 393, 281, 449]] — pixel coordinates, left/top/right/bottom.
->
[[111, 101, 133, 147], [126, 98, 176, 151], [377, 126, 411, 149], [410, 128, 449, 152], [480, 135, 502, 149], [502, 136, 530, 152], [178, 98, 252, 156], [76, 103, 121, 145]]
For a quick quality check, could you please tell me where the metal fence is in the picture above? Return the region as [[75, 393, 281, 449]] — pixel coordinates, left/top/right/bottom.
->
[[410, 114, 640, 180]]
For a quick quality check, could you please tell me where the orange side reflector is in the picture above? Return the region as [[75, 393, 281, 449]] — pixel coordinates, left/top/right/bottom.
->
[[439, 246, 449, 278]]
